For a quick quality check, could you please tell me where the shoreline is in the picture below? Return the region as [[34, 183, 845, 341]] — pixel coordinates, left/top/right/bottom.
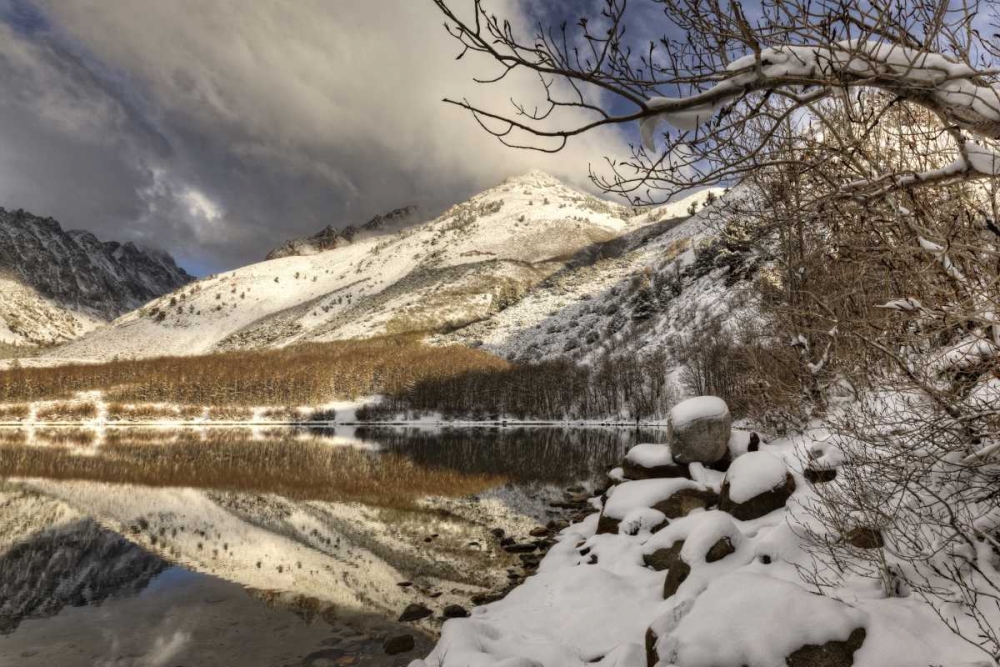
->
[[0, 419, 669, 428]]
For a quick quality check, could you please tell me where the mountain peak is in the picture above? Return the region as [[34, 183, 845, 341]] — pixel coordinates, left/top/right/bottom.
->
[[503, 170, 564, 188]]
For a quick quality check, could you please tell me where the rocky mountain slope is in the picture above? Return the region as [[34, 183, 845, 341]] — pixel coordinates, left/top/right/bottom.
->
[[50, 172, 720, 361], [0, 207, 193, 346], [265, 205, 420, 260]]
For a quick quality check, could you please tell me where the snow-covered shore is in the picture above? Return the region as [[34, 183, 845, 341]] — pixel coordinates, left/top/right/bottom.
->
[[410, 425, 994, 667]]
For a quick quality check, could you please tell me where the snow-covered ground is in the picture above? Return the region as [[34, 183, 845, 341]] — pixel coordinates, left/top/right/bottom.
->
[[411, 426, 996, 667]]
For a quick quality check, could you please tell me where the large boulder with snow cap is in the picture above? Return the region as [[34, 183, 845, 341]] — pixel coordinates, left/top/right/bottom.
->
[[623, 443, 689, 480], [667, 396, 731, 464], [719, 451, 795, 520]]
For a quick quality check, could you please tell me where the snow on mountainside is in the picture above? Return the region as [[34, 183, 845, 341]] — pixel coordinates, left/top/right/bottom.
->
[[433, 188, 742, 365], [0, 207, 192, 346], [51, 172, 721, 361]]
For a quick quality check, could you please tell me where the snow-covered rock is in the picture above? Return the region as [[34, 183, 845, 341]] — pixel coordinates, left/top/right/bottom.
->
[[622, 443, 687, 480], [719, 451, 795, 520], [649, 572, 867, 667], [598, 478, 715, 534], [667, 396, 732, 463]]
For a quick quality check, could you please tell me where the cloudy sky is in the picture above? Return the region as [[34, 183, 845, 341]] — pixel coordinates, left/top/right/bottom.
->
[[0, 0, 637, 274]]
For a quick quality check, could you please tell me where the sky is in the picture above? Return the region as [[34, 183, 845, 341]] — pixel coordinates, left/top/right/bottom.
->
[[0, 0, 636, 275]]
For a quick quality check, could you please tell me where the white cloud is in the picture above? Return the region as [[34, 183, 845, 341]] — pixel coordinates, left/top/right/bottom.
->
[[181, 189, 222, 222]]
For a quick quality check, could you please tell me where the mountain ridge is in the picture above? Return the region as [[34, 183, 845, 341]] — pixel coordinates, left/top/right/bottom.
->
[[47, 172, 723, 361], [0, 206, 193, 346]]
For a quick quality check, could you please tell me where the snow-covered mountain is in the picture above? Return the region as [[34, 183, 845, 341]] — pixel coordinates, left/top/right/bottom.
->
[[51, 172, 721, 361], [0, 207, 193, 346], [434, 190, 746, 365]]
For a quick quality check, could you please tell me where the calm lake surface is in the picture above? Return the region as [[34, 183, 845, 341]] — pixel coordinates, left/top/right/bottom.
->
[[0, 426, 665, 667]]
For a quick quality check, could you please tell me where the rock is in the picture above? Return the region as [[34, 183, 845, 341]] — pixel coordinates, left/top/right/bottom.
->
[[529, 526, 549, 537], [643, 543, 681, 572], [805, 467, 837, 484], [623, 443, 689, 480], [398, 603, 433, 622], [667, 396, 732, 464], [471, 592, 505, 605], [719, 472, 795, 520], [651, 488, 719, 519], [660, 542, 691, 599], [547, 519, 569, 531], [618, 508, 669, 536], [719, 452, 796, 520], [499, 537, 515, 546], [504, 543, 538, 554], [490, 528, 506, 539], [442, 604, 469, 619], [786, 627, 867, 667], [383, 634, 415, 655], [597, 479, 717, 535], [705, 536, 735, 562], [396, 581, 413, 587], [645, 626, 659, 667], [843, 526, 884, 549]]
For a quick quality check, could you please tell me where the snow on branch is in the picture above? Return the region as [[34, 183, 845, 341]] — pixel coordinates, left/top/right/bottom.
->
[[641, 40, 1000, 152]]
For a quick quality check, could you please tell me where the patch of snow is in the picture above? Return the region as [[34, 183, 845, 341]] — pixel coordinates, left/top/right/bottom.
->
[[624, 443, 674, 468]]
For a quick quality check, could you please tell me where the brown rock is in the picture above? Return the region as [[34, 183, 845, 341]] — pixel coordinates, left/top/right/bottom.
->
[[622, 459, 689, 481], [662, 552, 691, 599], [398, 603, 433, 622], [645, 626, 659, 667], [651, 488, 720, 519], [443, 604, 469, 619], [597, 487, 718, 535], [705, 536, 735, 563], [642, 543, 681, 572], [719, 473, 796, 521], [786, 627, 866, 667]]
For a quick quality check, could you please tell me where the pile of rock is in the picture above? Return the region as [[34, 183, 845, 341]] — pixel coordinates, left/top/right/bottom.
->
[[595, 396, 863, 667]]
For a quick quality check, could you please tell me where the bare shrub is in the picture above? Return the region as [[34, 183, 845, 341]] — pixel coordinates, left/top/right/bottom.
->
[[34, 402, 97, 422]]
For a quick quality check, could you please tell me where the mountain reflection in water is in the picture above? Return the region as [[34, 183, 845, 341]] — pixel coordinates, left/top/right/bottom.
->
[[0, 425, 663, 666]]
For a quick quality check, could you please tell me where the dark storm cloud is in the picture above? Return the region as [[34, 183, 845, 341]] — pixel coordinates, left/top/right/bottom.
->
[[0, 0, 627, 274]]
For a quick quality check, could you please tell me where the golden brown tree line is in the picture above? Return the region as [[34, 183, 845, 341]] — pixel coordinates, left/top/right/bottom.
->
[[0, 336, 507, 406]]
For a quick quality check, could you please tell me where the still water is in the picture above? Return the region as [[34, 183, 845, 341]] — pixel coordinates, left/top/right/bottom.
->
[[0, 426, 664, 666]]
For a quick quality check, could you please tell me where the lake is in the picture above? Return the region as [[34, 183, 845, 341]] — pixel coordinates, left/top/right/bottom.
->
[[0, 425, 665, 666]]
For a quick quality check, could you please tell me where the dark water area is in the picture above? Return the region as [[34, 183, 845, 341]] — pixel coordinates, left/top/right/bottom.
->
[[0, 425, 663, 666]]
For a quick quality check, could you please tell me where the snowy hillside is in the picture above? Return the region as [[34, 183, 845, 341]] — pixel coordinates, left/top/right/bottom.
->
[[433, 189, 743, 365], [0, 207, 192, 347], [0, 277, 101, 346], [50, 172, 720, 361]]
